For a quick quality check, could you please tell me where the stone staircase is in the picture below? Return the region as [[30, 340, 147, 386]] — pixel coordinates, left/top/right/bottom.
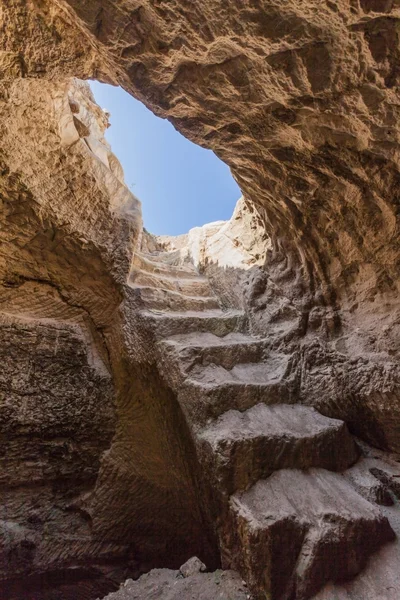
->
[[129, 249, 396, 600], [130, 250, 220, 312]]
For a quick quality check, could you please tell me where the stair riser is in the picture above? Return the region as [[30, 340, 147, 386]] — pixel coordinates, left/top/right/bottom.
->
[[163, 342, 267, 372], [137, 288, 220, 312], [141, 314, 248, 338], [179, 381, 292, 429], [198, 425, 359, 495], [131, 272, 213, 297]]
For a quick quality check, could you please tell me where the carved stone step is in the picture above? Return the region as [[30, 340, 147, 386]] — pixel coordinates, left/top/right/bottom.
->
[[139, 309, 247, 338], [313, 454, 400, 600], [130, 270, 213, 297], [189, 354, 290, 385], [133, 252, 199, 278], [179, 378, 291, 430], [160, 331, 268, 371], [198, 404, 359, 494], [134, 286, 220, 312], [222, 469, 395, 600], [177, 354, 291, 428]]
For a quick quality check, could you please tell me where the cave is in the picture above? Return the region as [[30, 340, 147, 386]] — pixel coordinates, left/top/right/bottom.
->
[[1, 2, 400, 600]]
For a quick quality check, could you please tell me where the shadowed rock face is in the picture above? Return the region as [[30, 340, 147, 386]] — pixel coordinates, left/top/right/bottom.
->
[[2, 1, 400, 297], [0, 316, 116, 590], [0, 77, 217, 597], [2, 0, 400, 448], [2, 2, 400, 599], [102, 559, 249, 600]]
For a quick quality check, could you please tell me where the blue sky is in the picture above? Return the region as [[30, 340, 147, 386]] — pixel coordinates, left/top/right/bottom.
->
[[90, 82, 241, 236]]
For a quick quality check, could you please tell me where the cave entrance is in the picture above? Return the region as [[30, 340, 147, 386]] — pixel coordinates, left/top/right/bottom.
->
[[90, 81, 241, 237]]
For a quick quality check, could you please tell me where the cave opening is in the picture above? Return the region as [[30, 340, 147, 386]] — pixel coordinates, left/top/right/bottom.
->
[[3, 1, 400, 598], [90, 81, 242, 238], [1, 75, 271, 600]]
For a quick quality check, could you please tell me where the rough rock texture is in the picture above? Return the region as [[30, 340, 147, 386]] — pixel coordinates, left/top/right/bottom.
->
[[224, 468, 394, 600], [2, 1, 400, 598], [197, 404, 360, 494], [4, 0, 399, 299], [0, 79, 216, 598], [101, 559, 249, 600], [8, 0, 399, 451], [314, 443, 400, 600], [156, 196, 270, 308], [0, 314, 117, 593], [127, 245, 399, 600]]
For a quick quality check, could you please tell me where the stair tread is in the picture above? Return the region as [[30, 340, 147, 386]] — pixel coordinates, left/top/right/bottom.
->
[[188, 354, 289, 385], [140, 309, 244, 320], [162, 331, 264, 348], [132, 271, 209, 284], [233, 468, 386, 528], [199, 403, 349, 444], [225, 469, 394, 600]]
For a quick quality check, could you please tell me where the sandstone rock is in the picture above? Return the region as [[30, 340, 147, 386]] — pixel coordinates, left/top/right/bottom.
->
[[101, 566, 249, 600], [223, 469, 395, 600], [2, 2, 400, 599], [0, 78, 217, 596], [179, 556, 206, 578]]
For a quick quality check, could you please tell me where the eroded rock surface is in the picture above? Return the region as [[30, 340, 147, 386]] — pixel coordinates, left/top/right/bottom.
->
[[156, 197, 270, 308], [0, 79, 216, 598], [127, 243, 399, 600], [102, 560, 248, 600], [1, 1, 400, 599]]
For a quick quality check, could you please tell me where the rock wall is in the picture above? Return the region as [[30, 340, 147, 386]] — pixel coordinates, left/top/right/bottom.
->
[[5, 0, 398, 298], [155, 196, 270, 308], [1, 0, 399, 451], [1, 0, 400, 597], [0, 78, 215, 597]]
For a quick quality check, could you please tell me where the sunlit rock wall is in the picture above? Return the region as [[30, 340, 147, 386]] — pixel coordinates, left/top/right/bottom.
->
[[1, 2, 399, 452], [0, 77, 214, 596], [2, 0, 400, 593], [155, 196, 270, 308]]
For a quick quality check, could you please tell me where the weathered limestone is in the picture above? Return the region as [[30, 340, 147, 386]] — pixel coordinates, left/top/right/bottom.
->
[[1, 2, 400, 597], [128, 244, 398, 600], [0, 79, 216, 597], [224, 469, 395, 600]]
